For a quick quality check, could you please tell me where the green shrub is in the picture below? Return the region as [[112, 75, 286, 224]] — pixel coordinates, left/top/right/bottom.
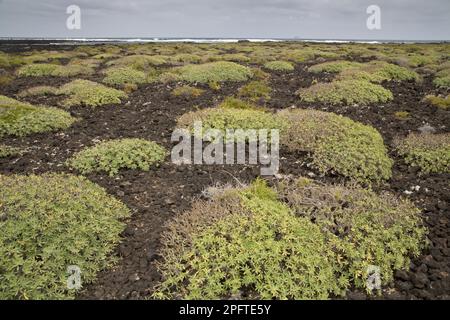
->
[[395, 133, 450, 174], [264, 60, 294, 71], [218, 97, 259, 110], [0, 95, 76, 137], [298, 80, 393, 105], [277, 177, 426, 292], [0, 144, 22, 158], [336, 61, 419, 83], [0, 52, 25, 68], [170, 54, 203, 64], [106, 55, 167, 70], [176, 61, 253, 83], [17, 63, 94, 77], [308, 61, 363, 73], [171, 85, 204, 98], [278, 109, 393, 183], [17, 86, 58, 97], [67, 138, 167, 176], [0, 173, 130, 299], [433, 68, 450, 88], [424, 94, 450, 110], [102, 67, 147, 87], [238, 81, 272, 102], [154, 180, 342, 299], [57, 79, 127, 107], [177, 107, 285, 142]]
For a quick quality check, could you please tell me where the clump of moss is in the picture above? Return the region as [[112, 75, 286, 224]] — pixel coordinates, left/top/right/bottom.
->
[[217, 97, 259, 110], [17, 62, 94, 77], [394, 111, 410, 119], [57, 79, 127, 107], [154, 178, 426, 299], [278, 109, 393, 183], [106, 54, 167, 70], [0, 95, 76, 137], [298, 80, 393, 105], [0, 173, 130, 299], [17, 86, 58, 97], [0, 144, 22, 158], [336, 61, 419, 83], [424, 94, 450, 110], [264, 60, 294, 72], [102, 67, 148, 87], [394, 133, 450, 174], [238, 80, 272, 102], [308, 61, 363, 73], [176, 61, 253, 83], [170, 53, 203, 64], [172, 85, 204, 98], [67, 138, 167, 176], [433, 68, 450, 88]]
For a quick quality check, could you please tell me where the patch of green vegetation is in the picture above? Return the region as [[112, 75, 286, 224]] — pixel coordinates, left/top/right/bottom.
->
[[171, 85, 204, 98], [278, 109, 393, 183], [0, 144, 22, 158], [0, 52, 25, 68], [154, 178, 426, 299], [212, 53, 251, 63], [308, 61, 363, 73], [394, 111, 410, 119], [424, 94, 450, 110], [395, 133, 450, 174], [298, 80, 393, 105], [17, 62, 94, 77], [0, 173, 130, 299], [67, 138, 167, 176], [17, 86, 58, 97], [176, 61, 253, 83], [57, 79, 127, 107], [153, 180, 342, 299], [433, 68, 450, 88], [217, 97, 258, 110], [238, 80, 272, 102], [170, 53, 203, 64], [102, 67, 148, 87], [337, 61, 419, 83], [264, 60, 294, 71], [277, 177, 426, 292], [177, 107, 285, 142], [0, 74, 13, 86], [0, 95, 76, 137], [106, 55, 167, 70]]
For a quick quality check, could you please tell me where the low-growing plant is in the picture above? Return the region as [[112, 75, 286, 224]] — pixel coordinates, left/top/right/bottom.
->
[[67, 138, 167, 176], [106, 54, 167, 70], [0, 173, 130, 299], [433, 68, 450, 88], [0, 95, 76, 137], [17, 86, 58, 97], [57, 79, 127, 107], [217, 97, 259, 110], [308, 61, 363, 73], [17, 63, 94, 77], [264, 60, 294, 72], [0, 74, 13, 86], [336, 61, 419, 83], [102, 67, 148, 87], [278, 109, 393, 183], [176, 61, 253, 83], [172, 85, 204, 98], [0, 144, 22, 158], [238, 80, 272, 102], [394, 133, 450, 174], [297, 79, 393, 105], [424, 94, 450, 110]]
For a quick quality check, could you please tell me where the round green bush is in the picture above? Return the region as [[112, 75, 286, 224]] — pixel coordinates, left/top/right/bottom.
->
[[279, 109, 393, 183], [298, 80, 393, 105], [102, 67, 147, 87], [264, 60, 294, 71], [176, 61, 253, 83], [0, 95, 76, 137], [67, 138, 167, 176], [0, 173, 130, 299]]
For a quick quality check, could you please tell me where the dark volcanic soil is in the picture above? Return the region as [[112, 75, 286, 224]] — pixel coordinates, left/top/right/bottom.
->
[[0, 58, 449, 300]]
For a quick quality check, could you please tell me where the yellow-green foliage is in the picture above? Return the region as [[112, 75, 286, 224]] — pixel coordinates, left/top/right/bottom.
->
[[102, 67, 148, 87], [17, 86, 58, 97], [264, 60, 294, 71], [424, 94, 450, 110], [309, 61, 363, 73], [337, 61, 419, 83], [154, 180, 342, 299], [0, 173, 130, 299], [395, 133, 450, 174], [67, 138, 167, 176], [0, 74, 13, 86], [218, 97, 259, 110], [177, 107, 285, 142], [0, 144, 22, 158], [106, 54, 167, 70], [277, 178, 426, 292], [298, 80, 393, 105], [176, 61, 253, 83], [171, 85, 204, 98], [238, 80, 272, 102], [154, 179, 425, 299], [17, 63, 94, 77], [57, 79, 127, 107], [0, 52, 24, 68], [433, 68, 450, 88], [0, 95, 76, 137], [279, 109, 393, 183], [394, 111, 410, 119], [170, 53, 203, 64]]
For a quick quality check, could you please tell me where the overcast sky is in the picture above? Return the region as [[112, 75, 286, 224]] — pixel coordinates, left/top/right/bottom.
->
[[0, 0, 449, 40]]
